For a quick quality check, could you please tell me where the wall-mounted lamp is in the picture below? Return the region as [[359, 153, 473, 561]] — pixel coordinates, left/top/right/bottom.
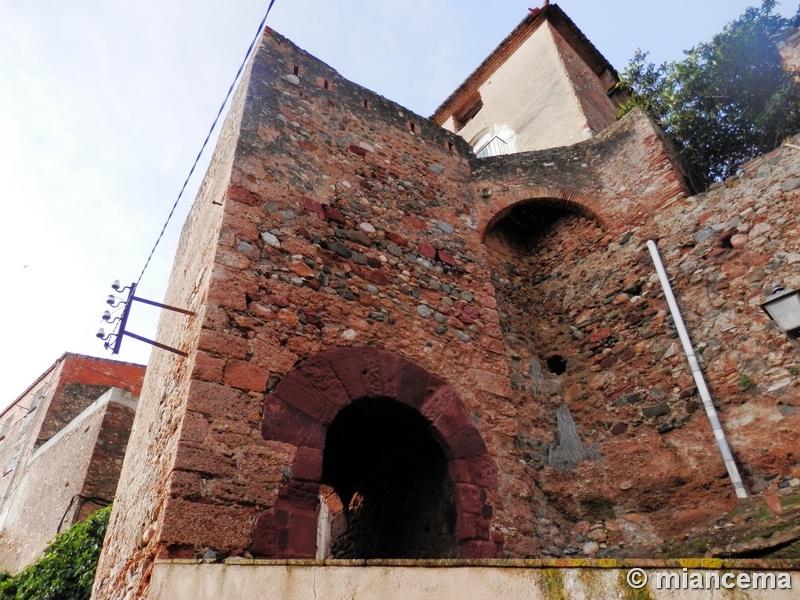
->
[[760, 286, 800, 337]]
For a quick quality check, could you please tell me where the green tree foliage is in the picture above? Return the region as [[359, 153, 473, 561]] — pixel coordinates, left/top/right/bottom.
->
[[0, 505, 111, 600], [618, 0, 800, 190]]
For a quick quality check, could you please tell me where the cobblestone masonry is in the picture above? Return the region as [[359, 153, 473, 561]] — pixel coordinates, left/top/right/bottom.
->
[[94, 26, 800, 600]]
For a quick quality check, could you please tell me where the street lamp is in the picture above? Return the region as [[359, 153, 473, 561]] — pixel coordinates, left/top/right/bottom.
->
[[760, 286, 800, 337]]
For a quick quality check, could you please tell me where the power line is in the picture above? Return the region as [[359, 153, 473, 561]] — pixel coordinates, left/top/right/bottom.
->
[[134, 0, 278, 288]]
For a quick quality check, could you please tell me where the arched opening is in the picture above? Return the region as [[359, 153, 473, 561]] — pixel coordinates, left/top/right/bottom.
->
[[484, 199, 605, 391], [253, 346, 502, 559], [321, 398, 456, 559]]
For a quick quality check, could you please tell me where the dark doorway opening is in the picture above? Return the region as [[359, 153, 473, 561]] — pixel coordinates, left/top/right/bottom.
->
[[322, 398, 456, 559], [488, 202, 576, 251]]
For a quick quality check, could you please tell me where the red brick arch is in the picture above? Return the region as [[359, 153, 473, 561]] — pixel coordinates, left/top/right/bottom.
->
[[478, 186, 607, 241], [252, 346, 503, 559]]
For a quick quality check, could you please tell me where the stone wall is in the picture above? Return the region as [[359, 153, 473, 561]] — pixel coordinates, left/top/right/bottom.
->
[[478, 135, 800, 557], [155, 26, 507, 559], [93, 22, 800, 599]]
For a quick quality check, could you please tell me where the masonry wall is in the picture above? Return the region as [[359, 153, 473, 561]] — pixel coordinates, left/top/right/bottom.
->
[[93, 22, 800, 599], [0, 355, 144, 574], [0, 388, 137, 573], [34, 356, 143, 445], [475, 134, 800, 557], [155, 27, 508, 556]]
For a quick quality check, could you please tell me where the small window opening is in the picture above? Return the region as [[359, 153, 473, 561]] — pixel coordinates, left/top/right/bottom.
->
[[323, 79, 330, 90], [293, 65, 301, 76], [408, 121, 418, 134], [446, 140, 455, 154], [453, 92, 483, 132], [362, 98, 370, 109], [547, 355, 567, 375]]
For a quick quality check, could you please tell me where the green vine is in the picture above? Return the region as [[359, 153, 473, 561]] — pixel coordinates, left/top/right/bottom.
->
[[0, 505, 111, 600]]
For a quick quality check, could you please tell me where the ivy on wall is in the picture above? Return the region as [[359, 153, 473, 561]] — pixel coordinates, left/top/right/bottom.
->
[[0, 505, 111, 600]]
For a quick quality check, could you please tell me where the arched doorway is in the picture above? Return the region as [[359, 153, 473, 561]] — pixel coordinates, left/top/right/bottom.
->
[[323, 398, 456, 558], [252, 347, 502, 559]]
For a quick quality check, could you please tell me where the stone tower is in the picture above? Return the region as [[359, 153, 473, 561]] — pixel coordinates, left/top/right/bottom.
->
[[93, 5, 800, 599]]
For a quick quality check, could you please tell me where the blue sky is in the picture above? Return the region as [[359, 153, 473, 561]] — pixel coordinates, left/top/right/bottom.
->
[[0, 0, 796, 406]]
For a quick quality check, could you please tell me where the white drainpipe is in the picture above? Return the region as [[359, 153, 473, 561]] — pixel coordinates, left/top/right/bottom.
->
[[646, 240, 748, 499]]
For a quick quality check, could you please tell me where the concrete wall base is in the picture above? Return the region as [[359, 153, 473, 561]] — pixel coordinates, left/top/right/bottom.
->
[[147, 560, 797, 599]]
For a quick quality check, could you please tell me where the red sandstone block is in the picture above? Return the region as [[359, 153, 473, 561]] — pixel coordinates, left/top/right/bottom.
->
[[395, 363, 432, 410], [167, 470, 203, 500], [588, 326, 612, 343], [290, 261, 313, 278], [599, 355, 618, 369], [227, 184, 263, 206], [197, 329, 248, 359], [188, 380, 249, 419], [386, 232, 408, 246], [465, 454, 499, 487], [173, 442, 236, 478], [376, 350, 405, 400], [292, 447, 323, 481], [251, 512, 279, 557], [277, 482, 320, 512], [192, 351, 225, 383], [447, 427, 489, 460], [418, 242, 436, 259], [249, 339, 299, 373], [325, 347, 383, 402], [460, 540, 499, 559], [294, 354, 351, 409], [470, 369, 512, 399], [298, 140, 318, 153], [475, 514, 491, 537], [367, 269, 389, 285], [179, 409, 211, 444], [448, 459, 472, 483], [286, 507, 318, 558], [262, 396, 326, 448], [403, 215, 425, 230], [348, 144, 368, 157], [224, 360, 269, 392], [454, 483, 482, 515], [417, 383, 456, 423], [437, 250, 456, 266], [299, 196, 325, 219], [457, 513, 477, 541], [274, 371, 338, 423], [323, 205, 346, 224], [160, 499, 256, 550], [480, 336, 505, 355], [432, 397, 472, 440]]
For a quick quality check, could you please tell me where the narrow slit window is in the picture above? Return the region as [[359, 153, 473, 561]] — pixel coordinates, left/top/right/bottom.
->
[[362, 98, 370, 109], [293, 65, 301, 76], [408, 121, 418, 134], [323, 79, 330, 90]]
